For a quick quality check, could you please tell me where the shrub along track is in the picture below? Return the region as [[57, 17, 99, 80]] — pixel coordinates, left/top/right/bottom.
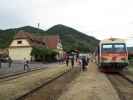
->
[[18, 67, 80, 100], [107, 72, 133, 100]]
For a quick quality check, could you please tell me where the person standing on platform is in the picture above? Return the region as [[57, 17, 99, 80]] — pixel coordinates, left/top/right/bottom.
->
[[79, 57, 83, 71], [65, 53, 69, 66], [70, 55, 74, 68], [24, 58, 30, 71], [0, 60, 1, 68], [82, 56, 87, 71], [8, 57, 12, 68]]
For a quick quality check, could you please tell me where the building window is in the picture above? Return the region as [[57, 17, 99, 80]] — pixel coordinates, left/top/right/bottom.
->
[[17, 41, 22, 44], [43, 43, 45, 45]]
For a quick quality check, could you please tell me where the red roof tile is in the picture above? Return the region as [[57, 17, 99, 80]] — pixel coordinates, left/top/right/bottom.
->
[[43, 35, 60, 49]]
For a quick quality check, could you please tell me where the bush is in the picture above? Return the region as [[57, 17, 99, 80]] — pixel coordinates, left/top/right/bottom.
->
[[31, 47, 57, 62], [128, 54, 133, 60]]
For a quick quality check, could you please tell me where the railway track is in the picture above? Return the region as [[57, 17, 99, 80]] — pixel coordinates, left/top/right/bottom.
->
[[119, 72, 133, 84], [0, 67, 48, 82], [17, 67, 80, 100], [107, 72, 133, 100]]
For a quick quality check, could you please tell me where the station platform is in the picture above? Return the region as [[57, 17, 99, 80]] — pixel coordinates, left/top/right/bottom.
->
[[58, 62, 120, 100]]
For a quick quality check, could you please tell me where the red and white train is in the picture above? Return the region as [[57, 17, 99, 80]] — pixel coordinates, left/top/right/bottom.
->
[[95, 38, 129, 72]]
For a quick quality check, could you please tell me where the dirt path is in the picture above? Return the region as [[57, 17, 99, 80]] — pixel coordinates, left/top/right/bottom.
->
[[58, 62, 120, 100], [21, 67, 80, 100]]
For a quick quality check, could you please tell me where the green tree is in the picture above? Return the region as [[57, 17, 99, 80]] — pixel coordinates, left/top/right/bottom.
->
[[31, 47, 57, 62]]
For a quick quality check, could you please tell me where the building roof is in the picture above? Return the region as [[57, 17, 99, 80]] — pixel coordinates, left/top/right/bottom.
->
[[43, 35, 60, 49], [13, 31, 61, 49], [15, 31, 33, 39]]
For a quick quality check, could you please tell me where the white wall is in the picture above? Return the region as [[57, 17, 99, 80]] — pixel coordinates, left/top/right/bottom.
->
[[9, 39, 32, 60], [9, 47, 32, 60]]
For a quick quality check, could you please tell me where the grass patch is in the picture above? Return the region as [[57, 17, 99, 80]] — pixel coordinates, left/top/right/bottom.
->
[[128, 64, 133, 68], [0, 65, 69, 100], [128, 59, 133, 68]]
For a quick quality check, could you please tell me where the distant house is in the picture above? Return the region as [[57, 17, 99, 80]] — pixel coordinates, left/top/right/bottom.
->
[[8, 31, 63, 60], [0, 48, 8, 58]]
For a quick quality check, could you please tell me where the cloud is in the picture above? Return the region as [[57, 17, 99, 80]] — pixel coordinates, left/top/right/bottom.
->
[[0, 0, 34, 28], [0, 0, 133, 46]]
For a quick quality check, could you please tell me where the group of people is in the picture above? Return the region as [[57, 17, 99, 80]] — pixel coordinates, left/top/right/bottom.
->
[[0, 53, 89, 72], [65, 54, 75, 67], [63, 52, 89, 71], [78, 56, 89, 71], [57, 53, 75, 67]]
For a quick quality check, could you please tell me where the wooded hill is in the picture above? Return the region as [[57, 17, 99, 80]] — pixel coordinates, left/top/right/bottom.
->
[[0, 24, 99, 52]]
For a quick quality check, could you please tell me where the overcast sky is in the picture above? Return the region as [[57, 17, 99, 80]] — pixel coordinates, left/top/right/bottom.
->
[[0, 0, 133, 46]]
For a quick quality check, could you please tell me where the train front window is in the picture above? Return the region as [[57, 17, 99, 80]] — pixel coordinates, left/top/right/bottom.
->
[[102, 44, 126, 53], [102, 44, 113, 52], [114, 44, 125, 52]]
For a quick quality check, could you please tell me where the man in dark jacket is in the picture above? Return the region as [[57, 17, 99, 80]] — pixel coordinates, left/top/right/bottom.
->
[[66, 55, 69, 66], [24, 58, 30, 71], [8, 57, 12, 68], [82, 57, 87, 71], [71, 56, 74, 68]]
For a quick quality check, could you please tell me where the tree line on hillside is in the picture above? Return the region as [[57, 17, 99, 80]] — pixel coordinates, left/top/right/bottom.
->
[[0, 24, 99, 52]]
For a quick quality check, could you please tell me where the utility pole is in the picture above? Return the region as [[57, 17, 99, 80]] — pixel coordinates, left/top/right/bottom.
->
[[37, 23, 40, 34]]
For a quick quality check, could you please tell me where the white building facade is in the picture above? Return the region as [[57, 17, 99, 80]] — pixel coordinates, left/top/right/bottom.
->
[[9, 39, 32, 60]]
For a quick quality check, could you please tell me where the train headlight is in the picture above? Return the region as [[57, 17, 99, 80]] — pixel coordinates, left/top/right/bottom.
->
[[101, 57, 108, 61]]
